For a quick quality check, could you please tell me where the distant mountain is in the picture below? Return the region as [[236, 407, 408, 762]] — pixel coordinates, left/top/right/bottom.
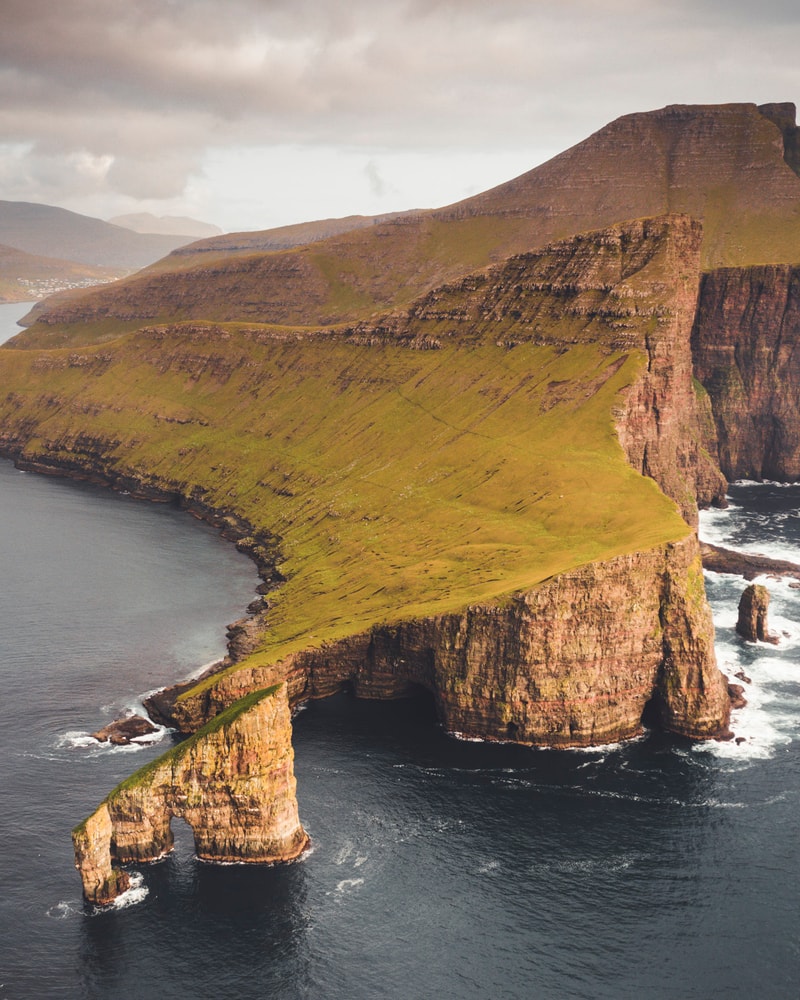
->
[[169, 212, 413, 259], [0, 242, 124, 303], [22, 101, 800, 334], [108, 213, 223, 239], [0, 201, 198, 269]]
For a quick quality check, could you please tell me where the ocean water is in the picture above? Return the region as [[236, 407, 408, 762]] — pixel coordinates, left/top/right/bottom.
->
[[0, 301, 35, 344], [0, 462, 798, 997]]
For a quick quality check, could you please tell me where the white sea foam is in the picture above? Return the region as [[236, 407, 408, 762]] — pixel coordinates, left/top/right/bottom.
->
[[56, 726, 166, 756], [698, 504, 735, 547], [103, 871, 148, 912], [334, 842, 355, 866], [57, 731, 98, 750], [699, 666, 796, 761], [327, 877, 365, 897], [46, 900, 81, 920]]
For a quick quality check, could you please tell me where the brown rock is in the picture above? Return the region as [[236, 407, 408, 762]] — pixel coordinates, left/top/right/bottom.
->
[[91, 714, 158, 745], [692, 264, 800, 481], [700, 542, 800, 581], [736, 583, 778, 643], [727, 683, 748, 710], [167, 535, 731, 748], [73, 683, 308, 905]]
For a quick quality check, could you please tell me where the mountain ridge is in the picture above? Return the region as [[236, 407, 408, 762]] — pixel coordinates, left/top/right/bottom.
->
[[0, 200, 199, 270], [18, 102, 800, 346]]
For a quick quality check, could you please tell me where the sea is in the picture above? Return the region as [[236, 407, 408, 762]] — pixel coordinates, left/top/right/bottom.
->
[[0, 301, 35, 344], [0, 305, 798, 999]]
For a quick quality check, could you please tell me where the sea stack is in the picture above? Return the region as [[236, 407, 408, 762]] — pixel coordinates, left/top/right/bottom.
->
[[72, 684, 308, 906], [736, 583, 777, 643]]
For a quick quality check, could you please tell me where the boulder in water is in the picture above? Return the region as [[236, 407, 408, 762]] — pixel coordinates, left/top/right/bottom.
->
[[91, 714, 158, 745]]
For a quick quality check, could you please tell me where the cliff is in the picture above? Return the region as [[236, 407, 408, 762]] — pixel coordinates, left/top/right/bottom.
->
[[72, 685, 308, 906], [692, 263, 800, 480], [0, 216, 707, 664], [164, 535, 728, 747], [0, 214, 736, 902]]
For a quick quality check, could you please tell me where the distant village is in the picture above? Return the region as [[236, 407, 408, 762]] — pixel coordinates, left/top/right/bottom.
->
[[17, 276, 117, 299]]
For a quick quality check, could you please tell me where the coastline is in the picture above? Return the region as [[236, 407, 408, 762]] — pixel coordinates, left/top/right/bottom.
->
[[0, 448, 275, 740]]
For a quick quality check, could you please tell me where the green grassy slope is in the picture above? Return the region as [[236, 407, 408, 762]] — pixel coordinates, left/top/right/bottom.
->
[[0, 220, 690, 682]]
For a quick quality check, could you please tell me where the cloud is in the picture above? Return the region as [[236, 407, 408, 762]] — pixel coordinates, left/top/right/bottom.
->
[[364, 160, 387, 199], [1, 0, 798, 228]]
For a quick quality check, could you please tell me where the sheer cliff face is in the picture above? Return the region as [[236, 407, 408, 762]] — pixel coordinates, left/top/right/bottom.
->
[[11, 213, 734, 904], [692, 265, 800, 480], [72, 685, 308, 906], [610, 218, 727, 520], [171, 535, 728, 748]]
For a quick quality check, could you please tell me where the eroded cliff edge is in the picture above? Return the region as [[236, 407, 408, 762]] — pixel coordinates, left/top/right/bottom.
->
[[165, 535, 728, 748], [72, 684, 308, 907]]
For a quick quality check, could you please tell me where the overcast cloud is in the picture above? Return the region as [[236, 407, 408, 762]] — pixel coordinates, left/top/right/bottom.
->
[[1, 0, 799, 232]]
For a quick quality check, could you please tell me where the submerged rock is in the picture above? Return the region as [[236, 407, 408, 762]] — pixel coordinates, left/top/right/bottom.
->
[[727, 683, 748, 710]]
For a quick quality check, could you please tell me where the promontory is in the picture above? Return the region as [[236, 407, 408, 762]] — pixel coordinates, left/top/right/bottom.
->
[[2, 102, 799, 903]]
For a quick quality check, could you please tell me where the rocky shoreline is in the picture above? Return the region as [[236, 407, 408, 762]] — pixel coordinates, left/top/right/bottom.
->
[[700, 541, 800, 581]]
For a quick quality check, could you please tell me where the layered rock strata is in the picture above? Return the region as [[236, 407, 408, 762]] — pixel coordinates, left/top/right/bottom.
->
[[736, 584, 776, 643], [73, 685, 308, 906], [164, 535, 729, 747], [0, 212, 737, 903], [346, 214, 727, 522], [692, 264, 800, 480]]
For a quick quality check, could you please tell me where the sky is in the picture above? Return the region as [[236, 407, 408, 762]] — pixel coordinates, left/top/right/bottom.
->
[[1, 0, 799, 235]]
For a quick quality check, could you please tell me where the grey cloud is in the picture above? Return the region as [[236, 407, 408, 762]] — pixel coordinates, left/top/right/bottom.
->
[[1, 0, 798, 213]]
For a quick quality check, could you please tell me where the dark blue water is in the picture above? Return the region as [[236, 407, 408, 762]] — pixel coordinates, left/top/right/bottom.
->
[[1, 463, 798, 999]]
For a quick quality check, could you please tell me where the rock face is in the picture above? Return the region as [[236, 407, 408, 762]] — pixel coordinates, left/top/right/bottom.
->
[[72, 685, 308, 906], [609, 219, 727, 520], [736, 584, 776, 643], [167, 535, 730, 747], [0, 212, 737, 904], [692, 264, 800, 480]]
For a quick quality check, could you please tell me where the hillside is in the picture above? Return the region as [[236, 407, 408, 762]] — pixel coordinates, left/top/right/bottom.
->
[[17, 102, 800, 347], [0, 214, 734, 754], [166, 212, 412, 258], [0, 243, 123, 303], [108, 213, 223, 239], [0, 201, 198, 270]]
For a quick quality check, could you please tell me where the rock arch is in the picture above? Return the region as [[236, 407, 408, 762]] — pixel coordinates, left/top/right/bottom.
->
[[72, 684, 308, 906]]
